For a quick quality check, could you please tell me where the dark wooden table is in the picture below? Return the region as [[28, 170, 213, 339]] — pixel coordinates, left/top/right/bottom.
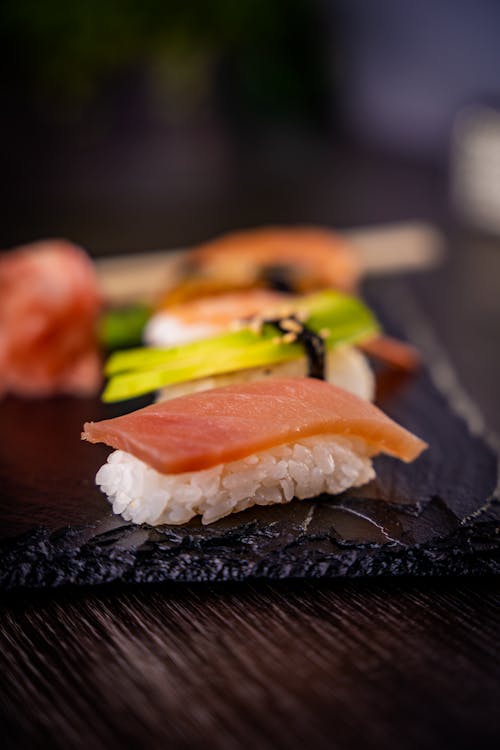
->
[[1, 143, 499, 749], [1, 578, 499, 750]]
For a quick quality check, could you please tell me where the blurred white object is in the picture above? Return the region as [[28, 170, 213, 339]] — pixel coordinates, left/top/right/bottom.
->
[[452, 105, 500, 235], [346, 222, 443, 276]]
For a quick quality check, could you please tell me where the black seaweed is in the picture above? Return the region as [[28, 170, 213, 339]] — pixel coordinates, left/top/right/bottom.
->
[[260, 264, 297, 293], [266, 315, 327, 379]]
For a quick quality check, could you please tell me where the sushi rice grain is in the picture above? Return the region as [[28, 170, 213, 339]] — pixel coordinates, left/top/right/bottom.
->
[[96, 435, 375, 525]]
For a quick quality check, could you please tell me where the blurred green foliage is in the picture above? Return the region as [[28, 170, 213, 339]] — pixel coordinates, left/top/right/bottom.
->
[[1, 0, 327, 124]]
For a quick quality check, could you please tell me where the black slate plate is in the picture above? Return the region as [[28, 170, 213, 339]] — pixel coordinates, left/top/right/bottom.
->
[[0, 278, 499, 589]]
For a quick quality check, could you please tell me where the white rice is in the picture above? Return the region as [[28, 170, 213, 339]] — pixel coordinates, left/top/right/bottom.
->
[[144, 313, 217, 347], [95, 435, 375, 526]]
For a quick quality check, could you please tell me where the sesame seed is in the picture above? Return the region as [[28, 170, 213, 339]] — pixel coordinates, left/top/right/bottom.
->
[[280, 318, 302, 333], [248, 318, 263, 334]]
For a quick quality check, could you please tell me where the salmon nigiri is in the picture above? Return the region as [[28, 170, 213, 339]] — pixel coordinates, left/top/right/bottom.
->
[[83, 378, 427, 526]]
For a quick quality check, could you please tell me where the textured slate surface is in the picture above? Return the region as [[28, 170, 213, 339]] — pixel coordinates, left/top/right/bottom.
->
[[0, 280, 498, 589]]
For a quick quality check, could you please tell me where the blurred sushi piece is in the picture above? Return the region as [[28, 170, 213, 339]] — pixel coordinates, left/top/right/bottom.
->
[[154, 346, 375, 403], [102, 290, 379, 404], [83, 377, 427, 525], [145, 288, 290, 347], [175, 225, 360, 295], [146, 225, 359, 347], [146, 225, 420, 373]]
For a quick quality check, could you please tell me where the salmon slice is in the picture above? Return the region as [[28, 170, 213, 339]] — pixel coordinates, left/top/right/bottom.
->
[[145, 288, 292, 346], [83, 377, 427, 474], [158, 289, 289, 325]]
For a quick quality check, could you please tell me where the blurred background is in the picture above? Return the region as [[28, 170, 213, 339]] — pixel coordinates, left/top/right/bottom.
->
[[2, 0, 500, 253]]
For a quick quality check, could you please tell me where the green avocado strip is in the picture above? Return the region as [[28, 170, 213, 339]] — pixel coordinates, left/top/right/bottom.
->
[[98, 304, 151, 351], [102, 290, 378, 402]]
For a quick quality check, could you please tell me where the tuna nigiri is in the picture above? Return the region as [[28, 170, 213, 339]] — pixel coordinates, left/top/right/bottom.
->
[[83, 378, 427, 525]]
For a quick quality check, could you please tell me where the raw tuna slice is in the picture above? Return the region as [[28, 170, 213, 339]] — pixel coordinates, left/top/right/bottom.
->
[[83, 377, 427, 474]]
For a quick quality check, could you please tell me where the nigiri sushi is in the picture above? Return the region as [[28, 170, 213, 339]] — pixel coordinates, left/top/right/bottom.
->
[[83, 378, 427, 525], [146, 227, 419, 374], [154, 346, 375, 403], [142, 288, 375, 401], [146, 226, 359, 346], [102, 290, 379, 404], [145, 288, 290, 347], [182, 225, 361, 294]]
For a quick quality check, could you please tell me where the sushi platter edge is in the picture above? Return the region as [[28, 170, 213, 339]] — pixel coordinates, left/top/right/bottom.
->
[[0, 511, 499, 590]]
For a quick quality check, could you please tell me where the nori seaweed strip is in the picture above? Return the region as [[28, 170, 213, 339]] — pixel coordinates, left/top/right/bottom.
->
[[266, 315, 326, 380], [261, 264, 296, 292]]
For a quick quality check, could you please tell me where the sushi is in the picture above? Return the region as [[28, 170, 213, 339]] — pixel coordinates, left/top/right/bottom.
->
[[146, 226, 359, 347], [83, 377, 427, 525], [145, 288, 290, 347], [141, 287, 375, 401], [146, 225, 420, 374], [154, 346, 375, 403], [179, 225, 361, 294], [102, 290, 380, 404]]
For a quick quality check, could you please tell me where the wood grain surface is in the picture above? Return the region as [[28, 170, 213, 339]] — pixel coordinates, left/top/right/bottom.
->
[[1, 579, 499, 750]]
